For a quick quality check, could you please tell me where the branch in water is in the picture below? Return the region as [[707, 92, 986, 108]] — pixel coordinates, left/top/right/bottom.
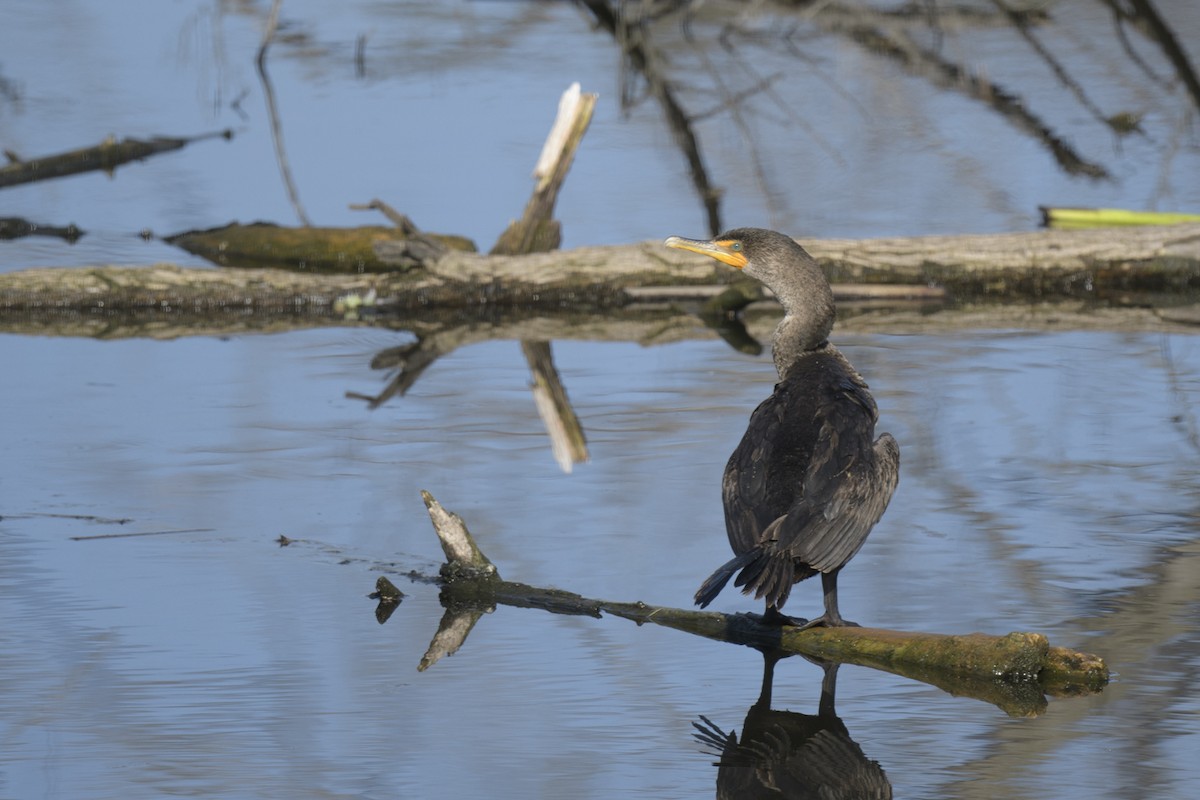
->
[[401, 489, 1109, 717]]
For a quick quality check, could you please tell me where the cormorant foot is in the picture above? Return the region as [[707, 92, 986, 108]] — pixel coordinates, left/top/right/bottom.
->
[[762, 606, 807, 627], [795, 614, 861, 631]]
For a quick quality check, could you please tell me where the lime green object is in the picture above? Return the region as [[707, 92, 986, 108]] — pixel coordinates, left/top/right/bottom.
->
[[1040, 206, 1200, 229]]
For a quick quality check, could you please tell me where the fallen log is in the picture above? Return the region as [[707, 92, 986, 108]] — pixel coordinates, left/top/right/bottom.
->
[[396, 491, 1108, 718], [4, 223, 1199, 316]]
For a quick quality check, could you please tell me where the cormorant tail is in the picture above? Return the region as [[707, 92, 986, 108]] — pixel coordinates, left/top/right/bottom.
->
[[731, 549, 813, 610], [694, 550, 759, 608]]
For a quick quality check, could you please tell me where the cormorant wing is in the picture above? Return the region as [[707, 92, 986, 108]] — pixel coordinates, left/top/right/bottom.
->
[[770, 375, 897, 573], [722, 389, 805, 557]]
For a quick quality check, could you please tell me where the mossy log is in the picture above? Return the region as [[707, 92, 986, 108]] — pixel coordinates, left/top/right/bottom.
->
[[402, 491, 1107, 718], [165, 221, 476, 273]]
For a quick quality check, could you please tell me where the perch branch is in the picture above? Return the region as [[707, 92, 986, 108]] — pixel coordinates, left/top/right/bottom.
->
[[404, 490, 1108, 717]]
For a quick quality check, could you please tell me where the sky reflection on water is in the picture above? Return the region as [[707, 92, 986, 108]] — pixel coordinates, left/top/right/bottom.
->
[[3, 0, 1200, 796], [2, 325, 1198, 798]]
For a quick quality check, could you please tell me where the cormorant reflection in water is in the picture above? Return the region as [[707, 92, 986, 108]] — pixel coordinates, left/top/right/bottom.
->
[[694, 652, 891, 799]]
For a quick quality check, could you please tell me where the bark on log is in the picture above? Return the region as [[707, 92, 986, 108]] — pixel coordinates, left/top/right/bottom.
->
[[3, 223, 1199, 319], [402, 491, 1108, 717]]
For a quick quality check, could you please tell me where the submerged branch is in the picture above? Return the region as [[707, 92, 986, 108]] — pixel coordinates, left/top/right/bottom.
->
[[0, 217, 83, 242]]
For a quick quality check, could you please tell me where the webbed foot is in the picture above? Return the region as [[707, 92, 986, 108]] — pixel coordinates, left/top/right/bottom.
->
[[763, 606, 808, 627], [795, 614, 861, 631]]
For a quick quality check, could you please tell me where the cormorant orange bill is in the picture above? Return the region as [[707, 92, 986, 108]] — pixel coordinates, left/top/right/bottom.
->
[[664, 235, 749, 269]]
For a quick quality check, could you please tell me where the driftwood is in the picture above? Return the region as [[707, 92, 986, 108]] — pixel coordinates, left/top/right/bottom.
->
[[0, 130, 233, 189], [4, 223, 1200, 319], [392, 491, 1108, 718], [333, 85, 597, 466]]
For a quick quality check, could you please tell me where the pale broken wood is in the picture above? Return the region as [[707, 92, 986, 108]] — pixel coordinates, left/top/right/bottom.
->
[[411, 490, 1108, 716], [523, 341, 589, 473], [490, 82, 596, 472], [490, 83, 598, 257], [419, 605, 486, 673], [420, 490, 495, 577]]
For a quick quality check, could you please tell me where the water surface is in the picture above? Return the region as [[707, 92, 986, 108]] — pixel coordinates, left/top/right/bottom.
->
[[3, 326, 1199, 798], [2, 1, 1199, 797]]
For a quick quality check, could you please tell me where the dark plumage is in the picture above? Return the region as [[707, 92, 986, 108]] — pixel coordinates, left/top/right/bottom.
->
[[664, 228, 899, 628]]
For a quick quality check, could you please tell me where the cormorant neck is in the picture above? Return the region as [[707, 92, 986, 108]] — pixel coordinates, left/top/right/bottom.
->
[[742, 239, 834, 381], [772, 305, 834, 380]]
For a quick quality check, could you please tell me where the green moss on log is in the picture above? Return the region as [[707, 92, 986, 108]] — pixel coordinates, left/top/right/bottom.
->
[[166, 222, 475, 273]]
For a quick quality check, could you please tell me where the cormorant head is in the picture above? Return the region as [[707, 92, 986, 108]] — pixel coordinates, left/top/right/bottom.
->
[[665, 228, 836, 364], [664, 228, 831, 313]]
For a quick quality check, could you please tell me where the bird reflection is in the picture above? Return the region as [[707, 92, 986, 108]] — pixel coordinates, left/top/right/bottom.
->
[[694, 651, 891, 799]]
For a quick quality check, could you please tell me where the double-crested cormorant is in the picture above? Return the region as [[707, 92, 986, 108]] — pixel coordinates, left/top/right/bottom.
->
[[664, 228, 899, 628]]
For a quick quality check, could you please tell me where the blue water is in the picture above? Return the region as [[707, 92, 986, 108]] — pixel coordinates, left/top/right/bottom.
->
[[3, 326, 1199, 798], [3, 1, 1200, 798]]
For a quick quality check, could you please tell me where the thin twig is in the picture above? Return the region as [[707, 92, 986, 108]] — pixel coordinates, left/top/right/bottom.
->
[[72, 527, 215, 541]]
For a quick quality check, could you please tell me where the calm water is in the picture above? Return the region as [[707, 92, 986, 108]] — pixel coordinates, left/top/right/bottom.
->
[[3, 2, 1200, 798], [3, 327, 1199, 798]]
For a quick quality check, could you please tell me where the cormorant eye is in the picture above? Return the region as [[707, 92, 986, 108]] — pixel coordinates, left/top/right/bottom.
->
[[731, 242, 742, 252]]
